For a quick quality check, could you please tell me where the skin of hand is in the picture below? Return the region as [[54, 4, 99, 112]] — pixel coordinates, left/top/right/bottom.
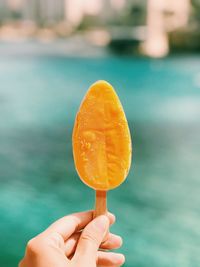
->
[[19, 210, 125, 267]]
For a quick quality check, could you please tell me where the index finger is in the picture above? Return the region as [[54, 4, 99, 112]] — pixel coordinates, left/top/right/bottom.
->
[[44, 210, 115, 240]]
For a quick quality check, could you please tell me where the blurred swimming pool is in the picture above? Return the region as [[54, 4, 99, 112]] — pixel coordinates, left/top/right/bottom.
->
[[0, 42, 200, 267]]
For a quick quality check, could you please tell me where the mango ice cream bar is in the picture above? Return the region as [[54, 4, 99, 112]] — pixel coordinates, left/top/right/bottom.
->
[[72, 80, 132, 191]]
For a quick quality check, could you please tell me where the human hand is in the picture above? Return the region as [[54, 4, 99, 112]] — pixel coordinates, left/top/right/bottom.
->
[[19, 210, 125, 267]]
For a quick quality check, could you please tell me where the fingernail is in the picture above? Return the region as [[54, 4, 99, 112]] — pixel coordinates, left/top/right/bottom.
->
[[114, 253, 125, 265], [94, 215, 109, 233], [116, 234, 123, 246]]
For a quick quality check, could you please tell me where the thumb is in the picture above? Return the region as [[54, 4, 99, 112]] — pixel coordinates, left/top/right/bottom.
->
[[73, 215, 109, 264]]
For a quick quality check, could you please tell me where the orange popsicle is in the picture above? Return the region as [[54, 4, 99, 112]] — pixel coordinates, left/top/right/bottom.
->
[[72, 80, 132, 216]]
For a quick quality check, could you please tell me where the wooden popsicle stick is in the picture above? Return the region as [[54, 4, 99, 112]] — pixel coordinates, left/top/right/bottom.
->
[[93, 190, 107, 218], [93, 190, 109, 242]]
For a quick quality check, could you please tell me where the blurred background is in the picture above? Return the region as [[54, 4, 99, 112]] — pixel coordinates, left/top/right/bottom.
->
[[1, 0, 200, 266]]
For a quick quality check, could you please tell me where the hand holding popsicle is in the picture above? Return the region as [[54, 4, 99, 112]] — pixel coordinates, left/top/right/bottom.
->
[[73, 80, 132, 217], [19, 211, 125, 267]]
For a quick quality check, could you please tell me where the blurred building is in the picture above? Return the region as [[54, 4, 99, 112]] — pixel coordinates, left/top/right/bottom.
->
[[0, 0, 125, 26], [24, 0, 65, 25], [0, 0, 65, 24], [142, 0, 190, 57], [0, 0, 198, 56]]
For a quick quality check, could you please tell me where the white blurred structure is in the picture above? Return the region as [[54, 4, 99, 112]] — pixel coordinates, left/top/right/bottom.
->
[[142, 0, 190, 57], [64, 0, 123, 26], [64, 0, 103, 26], [24, 0, 65, 23], [0, 0, 192, 57], [0, 0, 65, 23], [0, 0, 121, 25]]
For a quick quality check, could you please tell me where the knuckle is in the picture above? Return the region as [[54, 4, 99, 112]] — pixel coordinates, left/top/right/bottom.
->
[[49, 232, 64, 248], [82, 231, 99, 246], [70, 216, 80, 232], [26, 237, 41, 255], [18, 259, 25, 267]]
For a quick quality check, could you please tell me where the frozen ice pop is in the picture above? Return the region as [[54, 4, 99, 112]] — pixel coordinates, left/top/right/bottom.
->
[[72, 80, 132, 216]]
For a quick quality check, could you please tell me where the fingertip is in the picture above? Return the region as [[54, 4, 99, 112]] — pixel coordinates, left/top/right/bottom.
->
[[107, 212, 116, 225], [94, 215, 109, 232], [101, 233, 123, 250], [116, 234, 123, 247], [97, 251, 125, 266], [117, 253, 126, 265], [111, 253, 125, 265]]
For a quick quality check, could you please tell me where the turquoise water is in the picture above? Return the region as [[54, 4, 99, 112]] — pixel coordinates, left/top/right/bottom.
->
[[1, 42, 200, 267]]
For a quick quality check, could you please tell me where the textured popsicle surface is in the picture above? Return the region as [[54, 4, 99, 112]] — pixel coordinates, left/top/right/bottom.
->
[[72, 80, 132, 190]]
